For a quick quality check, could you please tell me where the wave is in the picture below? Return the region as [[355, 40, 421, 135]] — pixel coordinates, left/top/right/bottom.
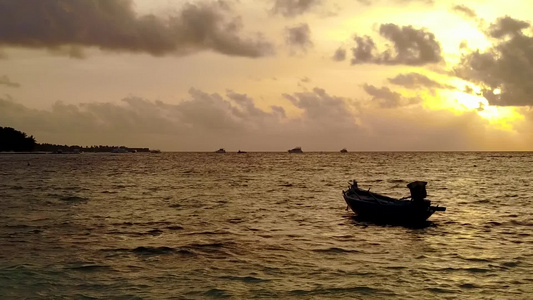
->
[[111, 221, 174, 227], [288, 286, 395, 297], [101, 246, 180, 256], [220, 275, 269, 283], [387, 179, 406, 183], [106, 228, 168, 237], [132, 246, 176, 255], [59, 196, 89, 202], [459, 283, 480, 289], [203, 288, 232, 298], [101, 241, 238, 257], [185, 230, 232, 236], [66, 264, 114, 272], [311, 247, 360, 254], [166, 225, 184, 230], [145, 229, 163, 236], [425, 287, 456, 294]]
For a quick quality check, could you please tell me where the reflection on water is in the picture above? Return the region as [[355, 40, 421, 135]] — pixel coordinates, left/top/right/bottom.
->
[[0, 152, 532, 298]]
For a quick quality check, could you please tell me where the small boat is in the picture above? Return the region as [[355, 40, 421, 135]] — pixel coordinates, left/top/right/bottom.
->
[[340, 148, 348, 153], [237, 150, 247, 153], [112, 147, 129, 153], [288, 147, 303, 153], [343, 180, 445, 224], [215, 148, 226, 153]]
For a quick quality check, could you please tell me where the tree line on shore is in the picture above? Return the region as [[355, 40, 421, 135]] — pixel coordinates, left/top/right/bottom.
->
[[0, 126, 36, 152], [0, 126, 149, 153]]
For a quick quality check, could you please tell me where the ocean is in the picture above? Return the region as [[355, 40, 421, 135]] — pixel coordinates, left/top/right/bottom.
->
[[0, 152, 532, 299]]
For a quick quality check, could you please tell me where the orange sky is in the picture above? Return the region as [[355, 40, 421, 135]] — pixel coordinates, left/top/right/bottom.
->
[[1, 0, 533, 151]]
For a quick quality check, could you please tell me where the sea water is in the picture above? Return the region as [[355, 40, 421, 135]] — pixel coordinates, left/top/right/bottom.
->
[[0, 152, 532, 299]]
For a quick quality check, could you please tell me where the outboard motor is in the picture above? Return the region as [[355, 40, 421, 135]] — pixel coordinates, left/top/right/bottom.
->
[[407, 181, 427, 202], [351, 180, 358, 189], [347, 180, 358, 192]]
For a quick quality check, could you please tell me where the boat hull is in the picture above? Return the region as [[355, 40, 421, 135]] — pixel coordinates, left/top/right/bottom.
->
[[343, 190, 443, 224]]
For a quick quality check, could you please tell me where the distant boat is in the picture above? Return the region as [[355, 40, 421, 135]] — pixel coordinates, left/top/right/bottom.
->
[[215, 148, 226, 153], [288, 147, 303, 153], [343, 180, 446, 224], [340, 148, 348, 153], [237, 150, 247, 153], [112, 147, 129, 153], [51, 148, 81, 154]]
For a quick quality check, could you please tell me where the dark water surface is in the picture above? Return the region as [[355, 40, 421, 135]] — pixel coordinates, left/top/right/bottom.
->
[[1, 152, 532, 299]]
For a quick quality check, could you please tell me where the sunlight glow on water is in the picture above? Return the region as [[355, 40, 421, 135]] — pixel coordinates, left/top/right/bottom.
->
[[0, 152, 532, 298]]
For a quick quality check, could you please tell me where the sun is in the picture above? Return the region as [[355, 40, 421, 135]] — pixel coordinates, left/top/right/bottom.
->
[[420, 85, 523, 131], [444, 89, 524, 130], [477, 105, 524, 130]]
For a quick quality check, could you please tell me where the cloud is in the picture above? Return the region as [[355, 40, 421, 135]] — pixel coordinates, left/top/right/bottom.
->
[[452, 5, 477, 19], [332, 47, 346, 61], [463, 85, 475, 94], [350, 24, 442, 65], [350, 36, 376, 63], [0, 0, 274, 58], [451, 4, 486, 33], [1, 87, 529, 151], [388, 72, 454, 90], [363, 84, 401, 108], [271, 0, 321, 17], [363, 84, 422, 108], [0, 75, 20, 87], [282, 87, 356, 130], [454, 16, 533, 106], [488, 16, 530, 38], [0, 88, 358, 150], [285, 23, 313, 54], [357, 0, 434, 5]]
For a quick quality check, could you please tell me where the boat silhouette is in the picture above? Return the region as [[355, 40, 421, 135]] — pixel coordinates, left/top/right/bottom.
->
[[288, 147, 303, 153], [343, 180, 446, 224]]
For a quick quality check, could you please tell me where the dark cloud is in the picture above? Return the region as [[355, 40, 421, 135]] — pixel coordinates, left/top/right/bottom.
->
[[2, 88, 526, 150], [363, 84, 421, 108], [332, 47, 346, 61], [463, 85, 475, 94], [452, 5, 477, 19], [388, 72, 454, 90], [357, 0, 433, 5], [285, 23, 313, 54], [0, 75, 20, 87], [282, 88, 355, 130], [363, 84, 401, 108], [488, 16, 530, 38], [455, 17, 533, 106], [350, 24, 442, 65], [0, 0, 274, 58], [451, 4, 486, 34], [351, 36, 376, 63], [0, 87, 358, 150], [272, 0, 321, 17], [297, 77, 311, 89]]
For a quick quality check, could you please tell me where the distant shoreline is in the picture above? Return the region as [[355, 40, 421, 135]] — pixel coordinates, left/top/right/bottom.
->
[[2, 150, 532, 154]]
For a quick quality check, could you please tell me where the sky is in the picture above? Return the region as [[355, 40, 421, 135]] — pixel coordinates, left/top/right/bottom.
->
[[1, 0, 533, 151]]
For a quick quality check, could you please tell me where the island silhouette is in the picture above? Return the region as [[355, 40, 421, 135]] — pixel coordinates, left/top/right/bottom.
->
[[0, 126, 151, 153]]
